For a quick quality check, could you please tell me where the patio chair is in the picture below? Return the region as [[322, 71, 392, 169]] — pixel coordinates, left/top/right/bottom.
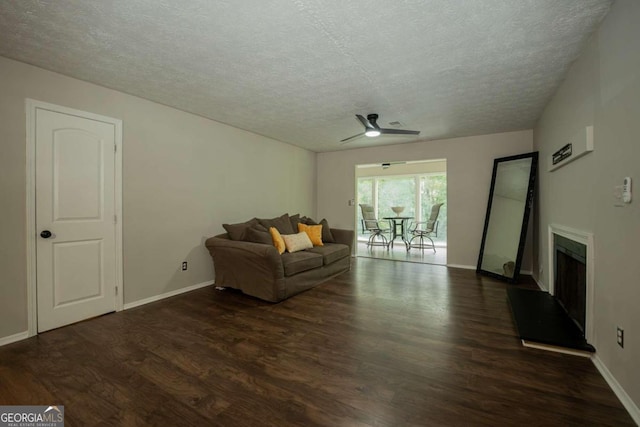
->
[[359, 204, 390, 248], [408, 203, 443, 253]]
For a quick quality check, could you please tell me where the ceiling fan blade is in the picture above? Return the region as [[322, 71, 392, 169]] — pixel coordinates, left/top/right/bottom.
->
[[355, 114, 370, 128], [340, 132, 365, 143], [379, 128, 420, 136]]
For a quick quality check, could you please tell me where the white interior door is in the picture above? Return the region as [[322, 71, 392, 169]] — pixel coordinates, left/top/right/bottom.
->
[[35, 107, 119, 332]]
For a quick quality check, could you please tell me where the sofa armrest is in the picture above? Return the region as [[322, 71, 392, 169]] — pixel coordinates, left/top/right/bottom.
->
[[205, 236, 286, 301], [330, 228, 355, 254]]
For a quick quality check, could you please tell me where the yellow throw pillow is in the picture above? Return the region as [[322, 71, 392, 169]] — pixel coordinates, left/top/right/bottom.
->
[[269, 227, 286, 254], [298, 223, 323, 246]]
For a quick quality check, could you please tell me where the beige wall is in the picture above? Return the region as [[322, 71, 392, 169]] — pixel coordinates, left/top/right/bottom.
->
[[0, 57, 316, 338], [533, 0, 640, 410], [317, 130, 533, 268]]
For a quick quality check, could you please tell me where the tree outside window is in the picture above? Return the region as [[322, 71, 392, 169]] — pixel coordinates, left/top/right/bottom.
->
[[378, 177, 415, 219]]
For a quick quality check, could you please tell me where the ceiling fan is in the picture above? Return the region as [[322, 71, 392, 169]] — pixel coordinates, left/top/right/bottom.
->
[[340, 114, 420, 143]]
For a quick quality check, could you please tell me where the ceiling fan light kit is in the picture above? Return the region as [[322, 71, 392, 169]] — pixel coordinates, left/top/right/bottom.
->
[[340, 113, 420, 144]]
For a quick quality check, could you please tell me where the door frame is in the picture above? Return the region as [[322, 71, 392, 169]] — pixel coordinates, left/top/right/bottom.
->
[[25, 99, 124, 337]]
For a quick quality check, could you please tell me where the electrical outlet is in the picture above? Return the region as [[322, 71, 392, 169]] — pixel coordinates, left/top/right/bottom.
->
[[616, 327, 624, 348], [181, 261, 188, 271]]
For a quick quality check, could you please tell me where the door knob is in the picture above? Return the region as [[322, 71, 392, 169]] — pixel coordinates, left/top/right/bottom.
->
[[40, 230, 52, 239]]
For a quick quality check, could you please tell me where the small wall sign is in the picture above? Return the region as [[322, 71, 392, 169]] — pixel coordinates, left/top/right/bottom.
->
[[549, 126, 594, 172], [552, 143, 573, 165]]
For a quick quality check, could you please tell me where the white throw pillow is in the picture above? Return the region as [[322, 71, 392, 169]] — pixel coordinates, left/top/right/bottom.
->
[[282, 231, 313, 253]]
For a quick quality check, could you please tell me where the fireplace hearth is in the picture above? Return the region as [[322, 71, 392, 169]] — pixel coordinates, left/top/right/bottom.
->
[[507, 287, 594, 353], [506, 225, 594, 354]]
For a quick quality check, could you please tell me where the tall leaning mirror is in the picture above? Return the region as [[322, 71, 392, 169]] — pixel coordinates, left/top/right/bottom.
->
[[477, 152, 538, 283]]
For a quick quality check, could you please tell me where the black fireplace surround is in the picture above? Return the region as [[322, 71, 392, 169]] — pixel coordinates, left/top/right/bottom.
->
[[554, 234, 587, 333]]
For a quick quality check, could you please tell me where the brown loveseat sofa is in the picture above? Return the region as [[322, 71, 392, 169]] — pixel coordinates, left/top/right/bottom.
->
[[205, 214, 354, 302]]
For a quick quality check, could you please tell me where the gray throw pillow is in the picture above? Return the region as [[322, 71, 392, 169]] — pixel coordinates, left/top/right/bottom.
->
[[301, 216, 318, 225], [253, 223, 268, 232], [223, 218, 259, 241], [258, 213, 294, 235], [289, 213, 301, 232], [320, 218, 335, 243], [243, 227, 272, 245]]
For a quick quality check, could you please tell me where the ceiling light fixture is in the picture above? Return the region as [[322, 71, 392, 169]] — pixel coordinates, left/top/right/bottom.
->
[[340, 114, 420, 143]]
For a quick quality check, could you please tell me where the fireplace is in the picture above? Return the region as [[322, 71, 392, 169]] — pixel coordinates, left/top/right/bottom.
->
[[506, 225, 594, 354], [548, 224, 594, 343], [554, 234, 587, 334]]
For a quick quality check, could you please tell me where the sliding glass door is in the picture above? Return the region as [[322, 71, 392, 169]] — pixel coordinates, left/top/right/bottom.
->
[[357, 173, 447, 244]]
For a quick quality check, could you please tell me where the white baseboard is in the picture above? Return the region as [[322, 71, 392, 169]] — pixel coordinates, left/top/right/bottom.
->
[[0, 331, 29, 347], [446, 264, 536, 278], [592, 355, 640, 425], [0, 282, 215, 345], [446, 264, 475, 270], [534, 276, 547, 291], [124, 280, 215, 310], [522, 340, 592, 357]]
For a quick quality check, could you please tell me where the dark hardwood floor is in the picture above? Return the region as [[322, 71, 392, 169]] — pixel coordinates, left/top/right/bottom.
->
[[0, 259, 634, 426]]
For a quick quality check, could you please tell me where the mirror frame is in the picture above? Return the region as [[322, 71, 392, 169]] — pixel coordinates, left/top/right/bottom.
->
[[477, 151, 538, 283]]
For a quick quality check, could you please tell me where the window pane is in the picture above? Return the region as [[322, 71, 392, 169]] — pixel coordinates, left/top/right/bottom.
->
[[357, 178, 373, 207], [420, 174, 447, 242], [357, 178, 373, 235], [378, 177, 415, 219]]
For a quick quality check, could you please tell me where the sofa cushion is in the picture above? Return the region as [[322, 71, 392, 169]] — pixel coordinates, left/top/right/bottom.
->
[[258, 213, 294, 235], [281, 251, 323, 276], [305, 243, 349, 265], [223, 218, 259, 241], [282, 231, 313, 253]]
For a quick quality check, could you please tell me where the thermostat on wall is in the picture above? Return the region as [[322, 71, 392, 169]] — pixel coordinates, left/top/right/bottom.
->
[[623, 177, 632, 203]]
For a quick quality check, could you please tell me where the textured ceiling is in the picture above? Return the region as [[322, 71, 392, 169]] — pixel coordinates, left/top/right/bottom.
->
[[0, 0, 611, 152]]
